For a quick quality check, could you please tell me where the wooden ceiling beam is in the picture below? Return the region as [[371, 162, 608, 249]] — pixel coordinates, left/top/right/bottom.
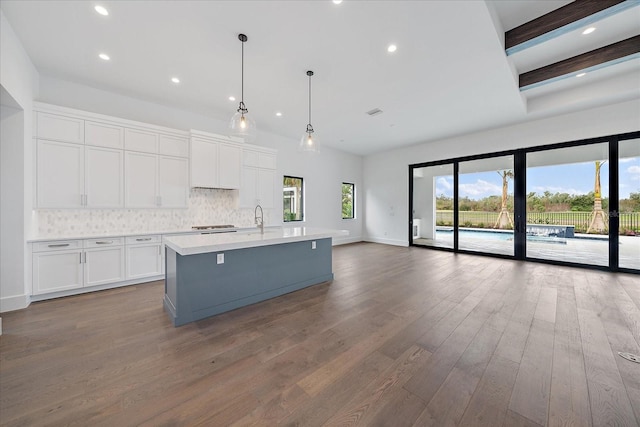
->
[[505, 0, 626, 52], [519, 35, 640, 89]]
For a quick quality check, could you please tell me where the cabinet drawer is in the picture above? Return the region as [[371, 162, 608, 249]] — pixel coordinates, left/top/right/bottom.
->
[[159, 134, 189, 157], [84, 237, 124, 247], [126, 235, 161, 245], [36, 112, 84, 144], [125, 128, 158, 153], [85, 121, 124, 149], [33, 240, 83, 252]]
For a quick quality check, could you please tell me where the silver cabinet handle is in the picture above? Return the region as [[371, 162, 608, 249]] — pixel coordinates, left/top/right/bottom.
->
[[48, 243, 70, 248], [95, 241, 113, 245], [79, 252, 82, 263], [136, 237, 152, 241]]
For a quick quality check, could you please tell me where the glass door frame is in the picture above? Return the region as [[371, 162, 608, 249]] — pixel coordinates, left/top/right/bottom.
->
[[408, 130, 640, 274]]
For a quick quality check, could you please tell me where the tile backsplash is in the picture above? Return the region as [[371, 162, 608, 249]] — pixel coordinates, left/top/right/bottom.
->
[[36, 188, 272, 237]]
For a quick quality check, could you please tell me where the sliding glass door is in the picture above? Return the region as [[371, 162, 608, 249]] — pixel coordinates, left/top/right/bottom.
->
[[619, 138, 640, 270], [457, 155, 514, 256], [526, 143, 609, 266], [411, 164, 454, 249]]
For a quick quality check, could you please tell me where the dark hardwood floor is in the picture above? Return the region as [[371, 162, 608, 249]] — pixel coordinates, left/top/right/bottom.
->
[[1, 242, 639, 426]]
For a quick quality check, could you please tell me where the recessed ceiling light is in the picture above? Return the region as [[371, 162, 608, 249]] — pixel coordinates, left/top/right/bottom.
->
[[276, 112, 282, 117], [228, 96, 236, 101], [333, 0, 343, 4], [582, 27, 596, 35], [98, 53, 110, 61], [387, 44, 397, 53], [576, 72, 586, 77], [94, 5, 109, 16], [171, 77, 180, 83]]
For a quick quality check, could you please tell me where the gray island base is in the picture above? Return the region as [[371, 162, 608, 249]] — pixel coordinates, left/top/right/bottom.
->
[[164, 238, 333, 326]]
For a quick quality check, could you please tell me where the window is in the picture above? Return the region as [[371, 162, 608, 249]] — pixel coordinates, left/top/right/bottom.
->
[[283, 176, 303, 221], [342, 182, 355, 219]]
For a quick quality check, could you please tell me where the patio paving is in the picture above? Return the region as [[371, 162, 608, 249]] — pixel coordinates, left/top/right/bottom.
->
[[414, 233, 639, 269]]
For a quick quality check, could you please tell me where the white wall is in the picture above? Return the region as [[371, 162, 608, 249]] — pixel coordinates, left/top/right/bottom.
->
[[364, 98, 640, 246], [0, 10, 39, 312], [37, 75, 363, 244]]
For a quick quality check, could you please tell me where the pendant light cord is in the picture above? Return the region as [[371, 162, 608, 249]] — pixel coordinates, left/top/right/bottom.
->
[[308, 73, 311, 126], [241, 40, 244, 105]]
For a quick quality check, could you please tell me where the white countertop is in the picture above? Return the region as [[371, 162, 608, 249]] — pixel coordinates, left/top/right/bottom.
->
[[27, 227, 241, 243], [163, 227, 349, 255]]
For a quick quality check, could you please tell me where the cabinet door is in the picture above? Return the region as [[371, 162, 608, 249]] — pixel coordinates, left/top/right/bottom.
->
[[85, 146, 124, 208], [158, 156, 189, 208], [239, 166, 258, 208], [257, 168, 275, 209], [190, 139, 217, 188], [218, 143, 242, 189], [126, 244, 162, 279], [32, 249, 83, 294], [36, 112, 84, 144], [36, 139, 84, 208], [125, 128, 158, 153], [84, 246, 125, 287], [125, 151, 158, 208], [85, 121, 123, 149], [159, 134, 189, 157]]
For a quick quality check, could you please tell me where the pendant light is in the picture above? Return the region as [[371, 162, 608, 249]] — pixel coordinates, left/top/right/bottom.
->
[[299, 70, 319, 152], [229, 33, 256, 142]]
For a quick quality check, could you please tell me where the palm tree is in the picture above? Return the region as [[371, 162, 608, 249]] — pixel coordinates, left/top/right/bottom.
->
[[494, 170, 514, 229], [587, 160, 608, 233]]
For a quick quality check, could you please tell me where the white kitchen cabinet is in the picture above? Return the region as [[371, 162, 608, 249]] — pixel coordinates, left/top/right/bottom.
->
[[84, 241, 125, 287], [126, 235, 162, 279], [32, 245, 84, 295], [85, 121, 123, 149], [125, 128, 158, 153], [36, 139, 85, 208], [158, 156, 189, 208], [239, 147, 277, 208], [191, 138, 218, 187], [190, 135, 241, 189], [36, 112, 84, 144], [218, 143, 242, 189], [85, 146, 124, 208], [159, 134, 189, 157], [125, 151, 158, 208]]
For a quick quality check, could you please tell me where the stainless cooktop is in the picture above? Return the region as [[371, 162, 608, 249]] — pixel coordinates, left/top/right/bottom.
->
[[192, 225, 235, 230]]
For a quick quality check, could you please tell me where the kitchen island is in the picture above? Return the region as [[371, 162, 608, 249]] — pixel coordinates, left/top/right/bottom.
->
[[162, 227, 348, 326]]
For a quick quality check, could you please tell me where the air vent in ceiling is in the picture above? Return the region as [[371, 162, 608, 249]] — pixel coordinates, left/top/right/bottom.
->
[[366, 108, 383, 116]]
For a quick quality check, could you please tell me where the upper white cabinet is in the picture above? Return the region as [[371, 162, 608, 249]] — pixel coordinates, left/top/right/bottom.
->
[[159, 134, 189, 157], [191, 138, 218, 188], [36, 140, 85, 208], [125, 151, 158, 208], [189, 131, 242, 190], [36, 112, 84, 144], [158, 156, 189, 208], [125, 128, 158, 154], [239, 147, 277, 208], [34, 103, 190, 209], [85, 146, 124, 208], [85, 121, 123, 149]]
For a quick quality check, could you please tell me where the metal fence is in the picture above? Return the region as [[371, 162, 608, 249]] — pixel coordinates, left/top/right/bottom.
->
[[435, 211, 640, 232]]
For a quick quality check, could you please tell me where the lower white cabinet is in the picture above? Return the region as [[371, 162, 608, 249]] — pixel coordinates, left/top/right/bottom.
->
[[33, 247, 84, 294], [84, 239, 125, 287], [125, 235, 163, 279]]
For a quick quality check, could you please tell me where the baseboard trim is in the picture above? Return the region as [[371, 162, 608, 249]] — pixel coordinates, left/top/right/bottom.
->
[[364, 237, 409, 247], [0, 293, 31, 313], [333, 236, 363, 246]]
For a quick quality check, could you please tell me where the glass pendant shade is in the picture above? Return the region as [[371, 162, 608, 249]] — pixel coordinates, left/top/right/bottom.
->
[[299, 126, 319, 152], [230, 110, 256, 142]]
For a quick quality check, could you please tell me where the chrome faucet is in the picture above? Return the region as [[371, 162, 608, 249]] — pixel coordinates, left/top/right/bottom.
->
[[254, 204, 264, 234]]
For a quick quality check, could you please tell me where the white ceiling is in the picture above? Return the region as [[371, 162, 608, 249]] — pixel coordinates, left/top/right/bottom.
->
[[1, 0, 638, 156]]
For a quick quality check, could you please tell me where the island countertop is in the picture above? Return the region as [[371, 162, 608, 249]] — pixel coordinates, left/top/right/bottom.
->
[[163, 226, 349, 255]]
